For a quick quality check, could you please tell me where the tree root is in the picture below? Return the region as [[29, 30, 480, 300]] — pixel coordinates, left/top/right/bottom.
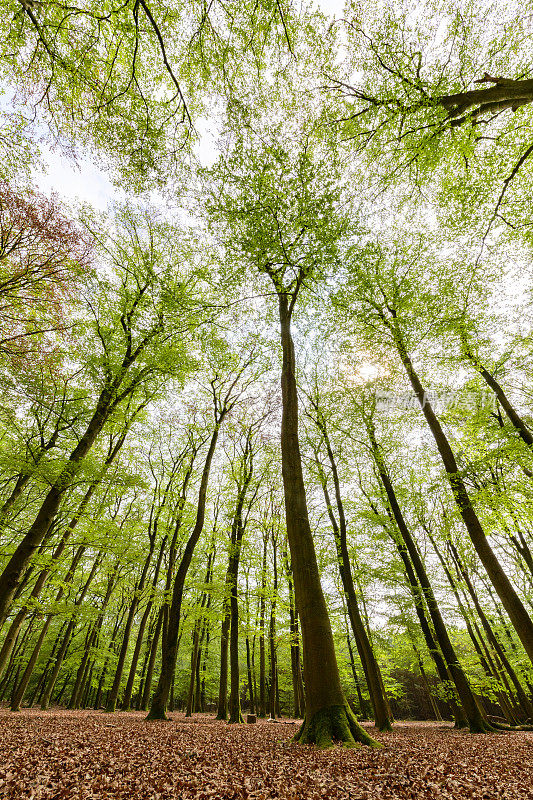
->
[[488, 720, 533, 732], [293, 704, 383, 749]]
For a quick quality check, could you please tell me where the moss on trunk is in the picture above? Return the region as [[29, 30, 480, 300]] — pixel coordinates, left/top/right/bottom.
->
[[145, 698, 169, 721], [294, 704, 383, 749]]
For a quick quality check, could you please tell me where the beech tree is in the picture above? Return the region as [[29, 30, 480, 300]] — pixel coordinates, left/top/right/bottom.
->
[[205, 129, 381, 747], [0, 207, 195, 620]]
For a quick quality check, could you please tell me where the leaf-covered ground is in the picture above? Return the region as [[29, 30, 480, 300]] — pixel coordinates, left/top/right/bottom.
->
[[0, 711, 532, 799]]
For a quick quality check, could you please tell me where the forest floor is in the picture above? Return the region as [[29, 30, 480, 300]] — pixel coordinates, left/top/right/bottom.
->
[[0, 711, 532, 800]]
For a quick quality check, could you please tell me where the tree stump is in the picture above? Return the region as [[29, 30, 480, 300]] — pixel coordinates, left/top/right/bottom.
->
[[247, 714, 257, 724]]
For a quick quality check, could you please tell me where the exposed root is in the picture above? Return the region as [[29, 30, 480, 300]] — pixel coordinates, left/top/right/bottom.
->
[[489, 720, 533, 732], [293, 704, 383, 749]]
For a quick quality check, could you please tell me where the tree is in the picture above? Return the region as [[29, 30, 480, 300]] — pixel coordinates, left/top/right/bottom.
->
[[146, 359, 253, 720], [0, 182, 89, 360], [0, 207, 195, 620], [206, 130, 380, 747]]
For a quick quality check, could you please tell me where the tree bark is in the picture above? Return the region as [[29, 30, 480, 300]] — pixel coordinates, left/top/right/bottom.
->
[[278, 294, 379, 748], [389, 318, 533, 669]]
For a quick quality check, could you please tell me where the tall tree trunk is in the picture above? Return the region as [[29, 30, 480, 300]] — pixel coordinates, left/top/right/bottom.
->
[[311, 414, 392, 730], [259, 536, 267, 718], [216, 602, 231, 718], [278, 294, 379, 748], [366, 418, 488, 732], [282, 545, 304, 718], [390, 319, 533, 668], [268, 531, 278, 720], [186, 551, 213, 717]]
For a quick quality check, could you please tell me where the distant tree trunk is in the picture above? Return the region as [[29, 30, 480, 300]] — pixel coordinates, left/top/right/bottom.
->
[[313, 437, 392, 730], [409, 637, 443, 721], [245, 636, 255, 714], [9, 544, 87, 711], [186, 551, 213, 717], [228, 580, 243, 723], [216, 602, 231, 718], [121, 527, 168, 710], [228, 434, 255, 724], [365, 417, 489, 732], [140, 607, 164, 711], [346, 634, 370, 720], [268, 532, 278, 720], [147, 401, 230, 721], [200, 617, 211, 712], [70, 565, 118, 709], [259, 536, 267, 718], [40, 553, 102, 709], [282, 545, 304, 718], [92, 605, 126, 709], [371, 504, 465, 725], [106, 536, 157, 712], [449, 541, 533, 720], [0, 482, 95, 680], [27, 622, 66, 708], [186, 623, 202, 718]]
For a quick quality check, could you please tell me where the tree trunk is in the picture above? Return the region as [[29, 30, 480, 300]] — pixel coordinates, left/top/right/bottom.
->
[[312, 418, 392, 730], [106, 539, 156, 712], [449, 542, 533, 720], [259, 536, 267, 717], [140, 607, 164, 711], [278, 294, 379, 748], [40, 553, 101, 709], [147, 414, 225, 721], [282, 546, 304, 718], [186, 552, 213, 717], [366, 419, 488, 731], [391, 321, 533, 669]]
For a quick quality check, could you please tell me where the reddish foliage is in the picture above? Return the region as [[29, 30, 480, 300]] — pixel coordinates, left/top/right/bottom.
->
[[0, 182, 91, 362], [0, 711, 531, 799]]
